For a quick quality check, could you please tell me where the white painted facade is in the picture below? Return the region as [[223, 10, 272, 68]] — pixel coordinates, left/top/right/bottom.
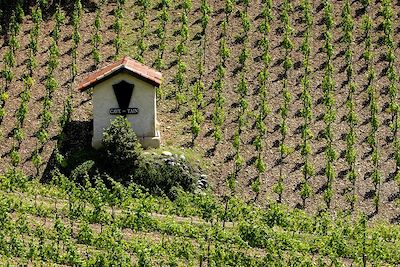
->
[[91, 72, 160, 148]]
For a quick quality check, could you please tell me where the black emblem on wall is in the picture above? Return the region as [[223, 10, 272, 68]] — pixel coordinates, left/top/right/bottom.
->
[[110, 80, 139, 115]]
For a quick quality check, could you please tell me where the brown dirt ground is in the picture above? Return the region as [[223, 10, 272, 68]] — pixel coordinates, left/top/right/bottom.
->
[[0, 0, 400, 223]]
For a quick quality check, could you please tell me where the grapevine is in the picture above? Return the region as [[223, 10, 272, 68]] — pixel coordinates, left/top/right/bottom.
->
[[252, 0, 273, 200], [0, 12, 20, 128], [382, 0, 399, 213], [71, 0, 82, 82], [361, 10, 381, 217], [212, 0, 233, 146], [299, 0, 314, 208], [92, 0, 103, 67], [341, 0, 358, 211], [321, 0, 336, 209], [174, 0, 192, 109], [229, 0, 251, 191], [154, 0, 171, 70], [275, 0, 293, 203], [134, 0, 149, 63]]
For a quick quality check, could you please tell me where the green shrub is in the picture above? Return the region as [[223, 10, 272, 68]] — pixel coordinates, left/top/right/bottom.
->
[[102, 116, 142, 179], [61, 116, 202, 198], [132, 153, 197, 198], [70, 160, 95, 182]]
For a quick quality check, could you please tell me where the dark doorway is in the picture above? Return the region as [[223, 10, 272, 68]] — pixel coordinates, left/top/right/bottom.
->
[[112, 80, 134, 115]]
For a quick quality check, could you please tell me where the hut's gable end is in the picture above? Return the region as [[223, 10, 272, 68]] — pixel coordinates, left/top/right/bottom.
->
[[92, 73, 157, 149]]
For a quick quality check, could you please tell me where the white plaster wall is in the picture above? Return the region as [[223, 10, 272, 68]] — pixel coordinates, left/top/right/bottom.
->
[[92, 72, 157, 149]]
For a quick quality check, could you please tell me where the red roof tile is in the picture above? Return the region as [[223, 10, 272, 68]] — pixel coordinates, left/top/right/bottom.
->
[[77, 56, 162, 91]]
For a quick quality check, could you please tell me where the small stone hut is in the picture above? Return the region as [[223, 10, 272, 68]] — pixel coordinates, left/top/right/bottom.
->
[[77, 56, 162, 148]]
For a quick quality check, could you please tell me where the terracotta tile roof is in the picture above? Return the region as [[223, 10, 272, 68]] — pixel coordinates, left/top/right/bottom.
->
[[77, 56, 162, 91]]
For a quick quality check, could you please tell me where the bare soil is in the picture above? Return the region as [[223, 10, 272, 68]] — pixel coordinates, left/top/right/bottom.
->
[[0, 0, 400, 223]]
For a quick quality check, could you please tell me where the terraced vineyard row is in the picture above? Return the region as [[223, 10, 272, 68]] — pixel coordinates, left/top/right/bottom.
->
[[0, 171, 400, 266]]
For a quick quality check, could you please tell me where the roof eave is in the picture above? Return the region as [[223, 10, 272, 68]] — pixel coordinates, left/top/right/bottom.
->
[[78, 67, 162, 92]]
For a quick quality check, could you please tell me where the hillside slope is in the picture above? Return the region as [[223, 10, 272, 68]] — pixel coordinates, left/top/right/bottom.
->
[[1, 0, 400, 222]]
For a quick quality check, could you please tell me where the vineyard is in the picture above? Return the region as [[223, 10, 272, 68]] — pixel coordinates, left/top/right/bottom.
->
[[1, 0, 400, 264], [0, 170, 398, 265]]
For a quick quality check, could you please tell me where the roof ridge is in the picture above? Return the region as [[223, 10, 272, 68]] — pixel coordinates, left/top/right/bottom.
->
[[122, 56, 130, 65]]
